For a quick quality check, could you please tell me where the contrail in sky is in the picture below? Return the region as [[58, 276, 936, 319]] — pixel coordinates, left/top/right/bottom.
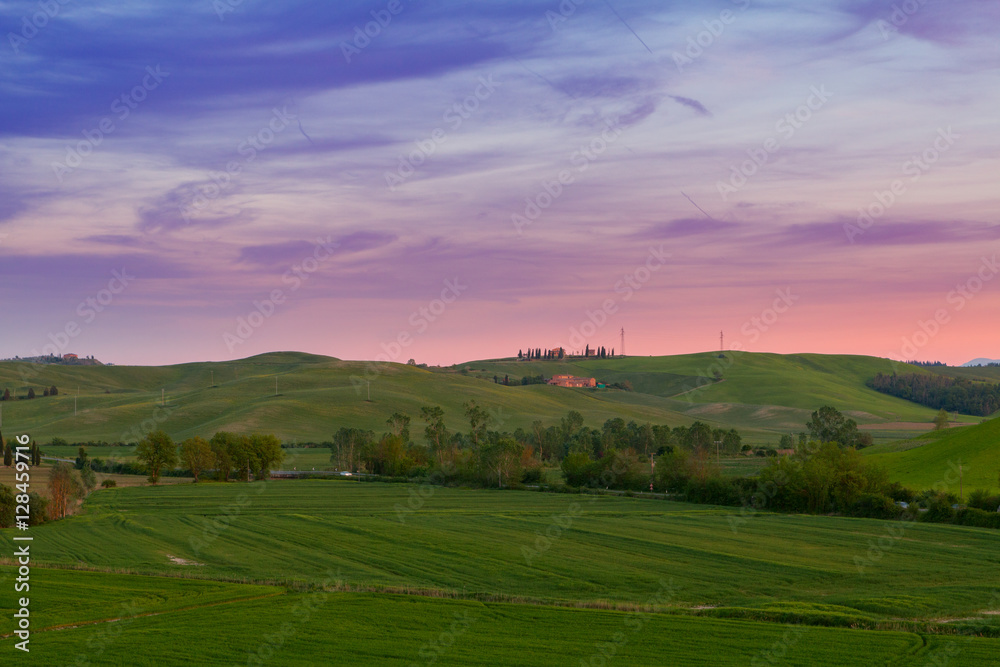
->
[[602, 0, 656, 56], [681, 191, 716, 220]]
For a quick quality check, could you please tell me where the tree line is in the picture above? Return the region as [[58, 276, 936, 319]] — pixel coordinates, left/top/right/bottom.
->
[[1, 385, 59, 400], [868, 372, 1000, 416]]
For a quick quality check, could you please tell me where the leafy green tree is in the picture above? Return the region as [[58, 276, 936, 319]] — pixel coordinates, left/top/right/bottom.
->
[[420, 406, 449, 464], [248, 433, 283, 480], [50, 385, 58, 396], [463, 400, 493, 449], [228, 435, 256, 482], [560, 410, 584, 445], [180, 436, 214, 482], [75, 446, 88, 470], [331, 427, 373, 472], [1, 388, 10, 401], [386, 412, 411, 443], [479, 436, 523, 488], [31, 442, 41, 466], [80, 461, 97, 494], [933, 409, 949, 430], [136, 430, 178, 484], [806, 406, 871, 448], [28, 492, 48, 526], [210, 432, 237, 481], [27, 388, 35, 399]]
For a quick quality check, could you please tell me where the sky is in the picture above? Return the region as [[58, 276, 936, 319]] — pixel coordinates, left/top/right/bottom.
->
[[1, 0, 998, 367]]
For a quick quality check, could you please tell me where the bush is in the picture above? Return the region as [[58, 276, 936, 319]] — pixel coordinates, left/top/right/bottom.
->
[[955, 507, 1000, 529], [847, 493, 901, 520], [967, 489, 1000, 512], [28, 492, 48, 526], [101, 479, 117, 489], [521, 467, 543, 484], [685, 477, 741, 506]]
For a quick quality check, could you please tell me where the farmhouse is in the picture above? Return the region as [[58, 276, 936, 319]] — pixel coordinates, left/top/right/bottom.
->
[[548, 375, 597, 388]]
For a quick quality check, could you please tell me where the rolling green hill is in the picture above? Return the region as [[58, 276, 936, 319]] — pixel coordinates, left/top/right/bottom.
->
[[0, 351, 985, 445], [864, 417, 1000, 493]]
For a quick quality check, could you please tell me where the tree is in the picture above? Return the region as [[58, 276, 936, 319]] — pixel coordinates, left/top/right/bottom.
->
[[48, 462, 79, 519], [386, 412, 411, 443], [50, 385, 58, 396], [933, 408, 949, 430], [228, 435, 256, 482], [420, 406, 449, 465], [75, 446, 88, 470], [210, 432, 237, 481], [806, 406, 871, 448], [2, 388, 10, 401], [180, 436, 214, 482], [2, 440, 11, 467], [31, 442, 41, 466], [136, 430, 178, 484], [80, 461, 97, 494], [27, 388, 35, 399], [479, 437, 523, 488], [560, 410, 584, 445], [464, 400, 493, 449], [248, 433, 283, 480]]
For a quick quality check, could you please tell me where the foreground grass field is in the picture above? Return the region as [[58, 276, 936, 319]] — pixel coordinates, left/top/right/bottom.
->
[[5, 481, 1000, 623], [3, 480, 1000, 664], [8, 587, 1000, 666]]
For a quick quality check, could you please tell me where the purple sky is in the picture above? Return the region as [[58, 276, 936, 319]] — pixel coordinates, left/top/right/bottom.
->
[[1, 0, 998, 366]]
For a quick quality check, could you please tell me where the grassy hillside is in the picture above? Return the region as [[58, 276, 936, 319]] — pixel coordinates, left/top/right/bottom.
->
[[0, 350, 984, 445], [864, 418, 1000, 493], [6, 481, 1000, 621]]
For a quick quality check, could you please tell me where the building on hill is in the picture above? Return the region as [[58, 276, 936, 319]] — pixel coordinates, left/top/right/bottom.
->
[[548, 374, 597, 388], [63, 353, 79, 360]]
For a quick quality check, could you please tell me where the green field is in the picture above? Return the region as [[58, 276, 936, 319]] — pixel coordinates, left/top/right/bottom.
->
[[864, 417, 1000, 493], [3, 480, 1000, 664], [0, 351, 987, 447], [10, 588, 1000, 666]]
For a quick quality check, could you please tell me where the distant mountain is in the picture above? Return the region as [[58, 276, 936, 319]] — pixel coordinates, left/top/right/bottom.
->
[[962, 358, 1000, 367]]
